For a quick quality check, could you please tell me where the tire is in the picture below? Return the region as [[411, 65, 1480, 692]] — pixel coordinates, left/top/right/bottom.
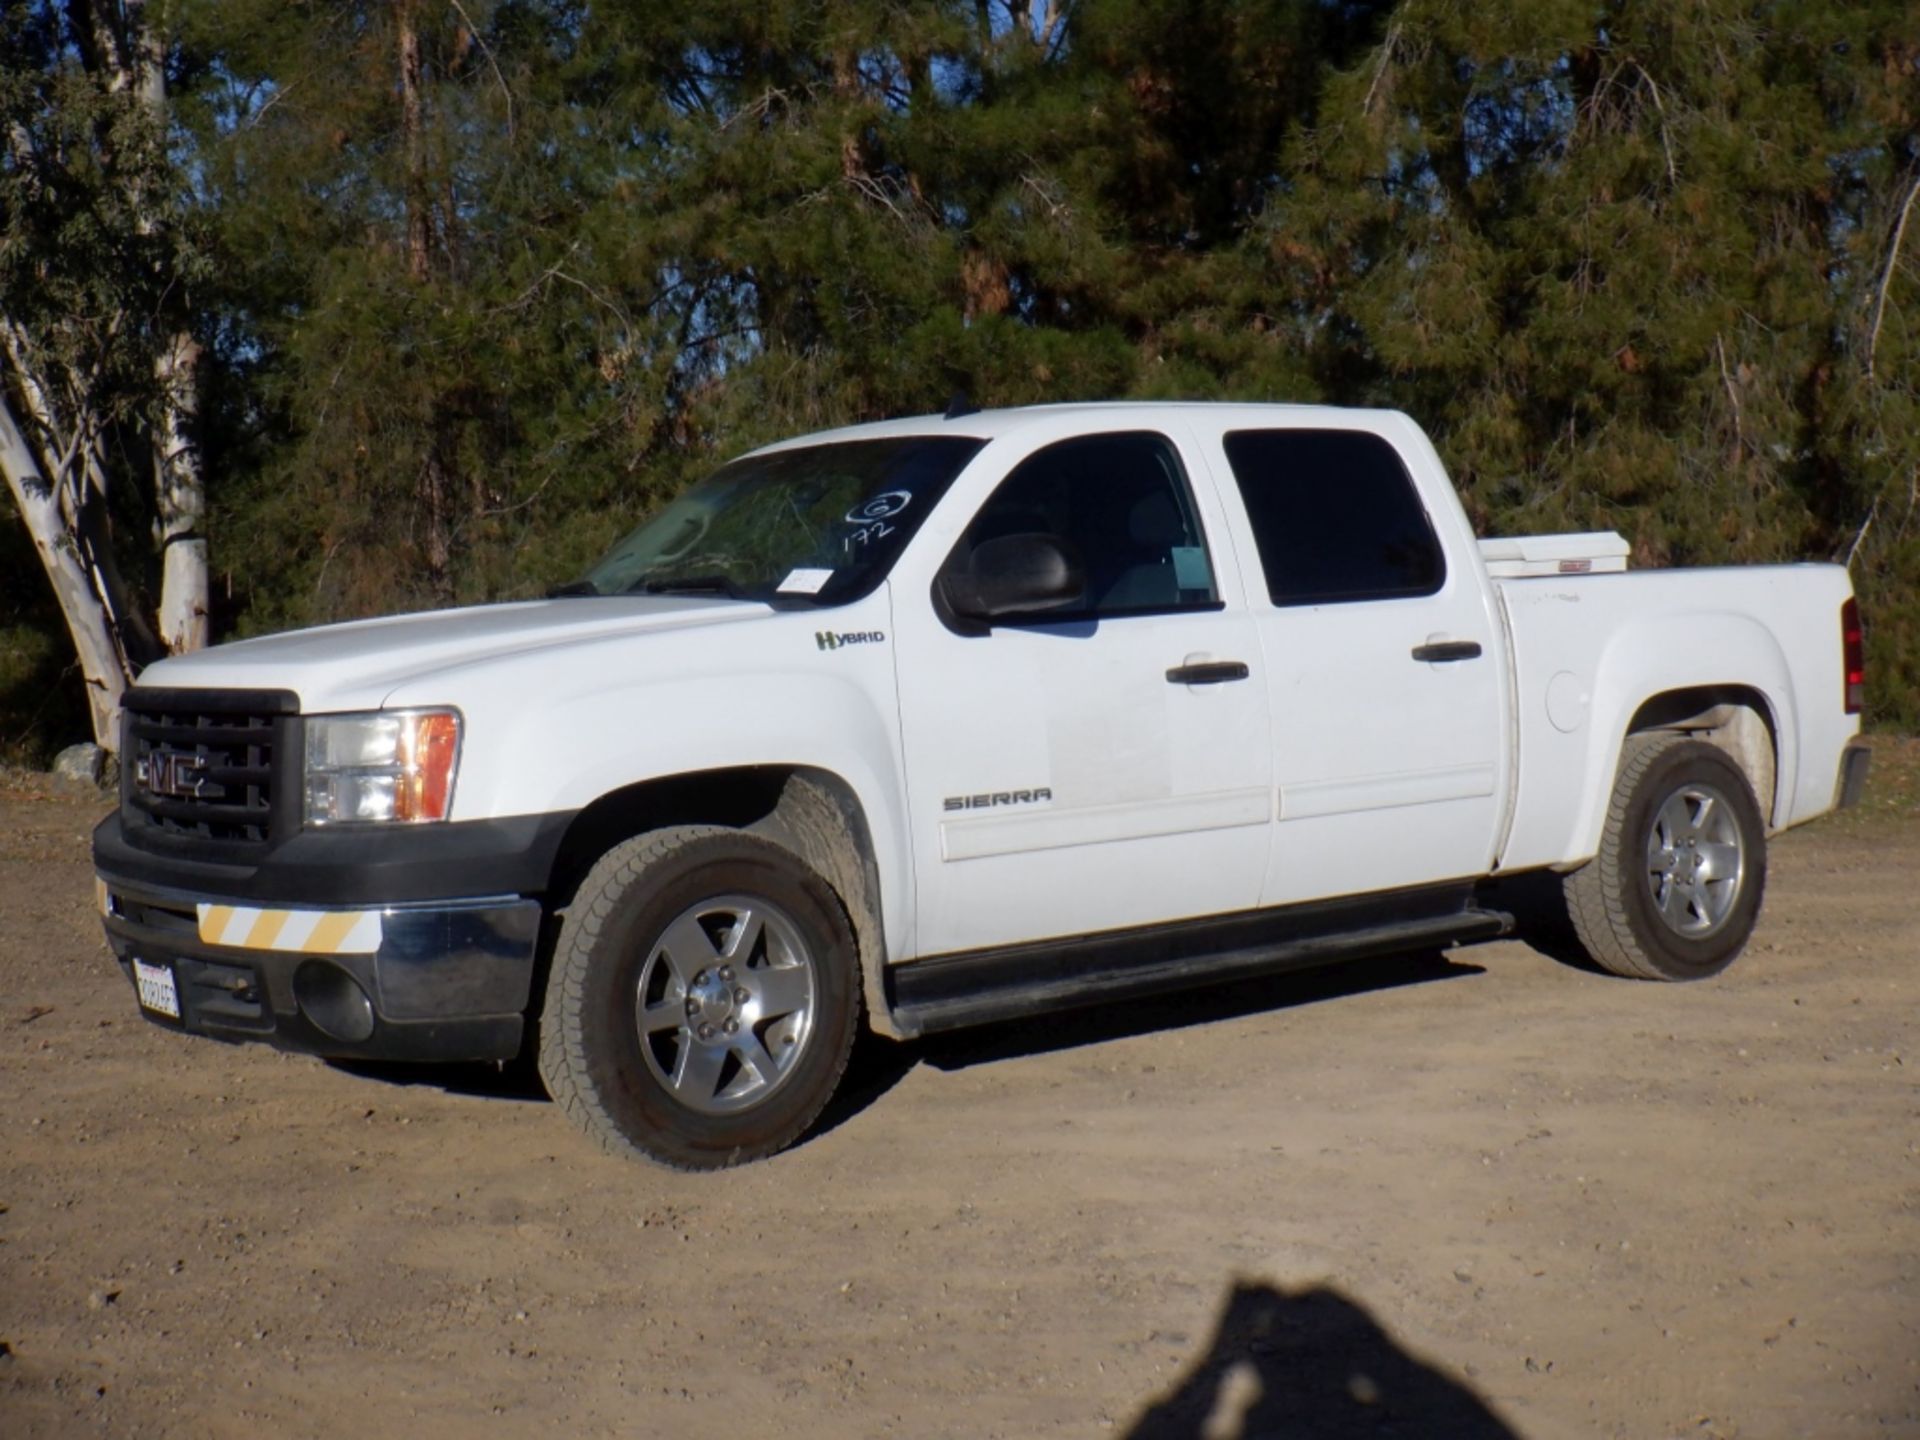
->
[[537, 825, 861, 1169], [1563, 734, 1767, 981]]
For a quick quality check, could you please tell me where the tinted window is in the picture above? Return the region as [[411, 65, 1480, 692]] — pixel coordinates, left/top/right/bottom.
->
[[1222, 429, 1445, 606], [957, 432, 1218, 618]]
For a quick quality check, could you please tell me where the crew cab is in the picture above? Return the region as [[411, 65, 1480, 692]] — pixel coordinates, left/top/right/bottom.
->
[[93, 403, 1871, 1168]]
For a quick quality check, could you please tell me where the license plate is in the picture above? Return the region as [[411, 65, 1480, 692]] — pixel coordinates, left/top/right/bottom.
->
[[133, 959, 180, 1019]]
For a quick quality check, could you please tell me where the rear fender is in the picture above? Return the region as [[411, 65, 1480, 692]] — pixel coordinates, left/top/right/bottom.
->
[[1565, 613, 1796, 866]]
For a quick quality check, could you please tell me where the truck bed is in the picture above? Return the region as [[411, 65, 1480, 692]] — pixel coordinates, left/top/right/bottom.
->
[[1492, 561, 1856, 872]]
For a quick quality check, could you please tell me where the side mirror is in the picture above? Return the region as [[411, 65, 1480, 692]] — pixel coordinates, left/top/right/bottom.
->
[[943, 533, 1084, 625]]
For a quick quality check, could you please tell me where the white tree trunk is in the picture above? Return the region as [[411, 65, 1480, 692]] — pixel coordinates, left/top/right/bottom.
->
[[134, 3, 209, 655], [2, 319, 157, 670], [0, 390, 126, 748], [154, 331, 208, 651]]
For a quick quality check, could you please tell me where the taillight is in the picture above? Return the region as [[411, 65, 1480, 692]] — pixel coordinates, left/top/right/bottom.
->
[[1842, 597, 1864, 715]]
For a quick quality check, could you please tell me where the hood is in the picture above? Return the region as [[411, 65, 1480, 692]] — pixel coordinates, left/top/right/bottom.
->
[[134, 596, 770, 712]]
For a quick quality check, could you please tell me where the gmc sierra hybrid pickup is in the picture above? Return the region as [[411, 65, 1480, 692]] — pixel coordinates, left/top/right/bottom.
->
[[93, 403, 1871, 1168]]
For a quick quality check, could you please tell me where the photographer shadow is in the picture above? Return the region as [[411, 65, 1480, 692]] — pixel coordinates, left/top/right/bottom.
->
[[1128, 1280, 1520, 1440]]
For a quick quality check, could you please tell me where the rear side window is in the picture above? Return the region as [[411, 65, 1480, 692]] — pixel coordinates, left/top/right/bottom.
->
[[1222, 429, 1445, 606]]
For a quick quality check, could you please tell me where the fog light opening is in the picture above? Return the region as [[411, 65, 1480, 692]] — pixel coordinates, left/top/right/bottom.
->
[[293, 960, 375, 1043]]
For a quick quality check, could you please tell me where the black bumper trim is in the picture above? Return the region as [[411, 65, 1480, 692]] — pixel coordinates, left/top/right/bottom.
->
[[1836, 740, 1870, 811], [94, 808, 577, 906], [117, 959, 525, 1064], [100, 882, 542, 1064]]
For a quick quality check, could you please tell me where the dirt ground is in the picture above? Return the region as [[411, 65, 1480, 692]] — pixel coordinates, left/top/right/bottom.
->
[[2, 753, 1916, 1440]]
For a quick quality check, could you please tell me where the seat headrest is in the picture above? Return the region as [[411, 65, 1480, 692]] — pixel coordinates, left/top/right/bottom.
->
[[1128, 490, 1184, 548]]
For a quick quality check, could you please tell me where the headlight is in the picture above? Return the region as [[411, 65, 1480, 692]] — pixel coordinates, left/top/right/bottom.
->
[[304, 709, 461, 825]]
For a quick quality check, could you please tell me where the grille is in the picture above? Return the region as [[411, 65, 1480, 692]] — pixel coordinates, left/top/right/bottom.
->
[[125, 693, 287, 846], [113, 891, 199, 938]]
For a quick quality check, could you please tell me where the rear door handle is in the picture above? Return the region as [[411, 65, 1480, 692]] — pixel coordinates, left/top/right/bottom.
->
[[1410, 640, 1483, 663], [1166, 661, 1251, 685]]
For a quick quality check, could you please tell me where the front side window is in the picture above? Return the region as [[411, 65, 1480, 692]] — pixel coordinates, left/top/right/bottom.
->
[[952, 432, 1219, 620], [1221, 429, 1445, 606], [575, 436, 985, 605]]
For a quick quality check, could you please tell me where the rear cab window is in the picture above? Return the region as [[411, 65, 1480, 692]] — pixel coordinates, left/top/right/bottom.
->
[[1220, 429, 1445, 606]]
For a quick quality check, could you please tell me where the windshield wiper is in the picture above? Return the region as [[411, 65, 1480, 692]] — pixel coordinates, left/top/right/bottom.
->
[[546, 579, 600, 598], [632, 574, 743, 598]]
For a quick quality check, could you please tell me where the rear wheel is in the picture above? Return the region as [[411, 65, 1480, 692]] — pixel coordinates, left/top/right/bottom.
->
[[538, 826, 860, 1169], [1564, 734, 1767, 980]]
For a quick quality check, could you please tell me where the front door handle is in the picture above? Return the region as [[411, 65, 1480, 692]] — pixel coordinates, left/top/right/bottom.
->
[[1410, 640, 1483, 663], [1166, 661, 1251, 685]]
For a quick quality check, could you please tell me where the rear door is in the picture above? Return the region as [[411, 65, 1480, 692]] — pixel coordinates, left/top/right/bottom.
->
[[891, 428, 1272, 957], [1201, 422, 1506, 906]]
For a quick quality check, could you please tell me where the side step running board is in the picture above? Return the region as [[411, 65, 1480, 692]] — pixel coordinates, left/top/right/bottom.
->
[[888, 890, 1514, 1038]]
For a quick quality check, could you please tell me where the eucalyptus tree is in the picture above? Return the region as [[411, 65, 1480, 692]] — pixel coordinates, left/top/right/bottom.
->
[[0, 0, 209, 748]]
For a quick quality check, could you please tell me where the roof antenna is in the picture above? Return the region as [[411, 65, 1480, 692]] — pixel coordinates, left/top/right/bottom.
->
[[945, 391, 979, 420]]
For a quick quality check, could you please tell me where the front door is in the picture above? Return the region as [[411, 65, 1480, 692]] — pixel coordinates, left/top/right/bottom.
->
[[893, 429, 1272, 957]]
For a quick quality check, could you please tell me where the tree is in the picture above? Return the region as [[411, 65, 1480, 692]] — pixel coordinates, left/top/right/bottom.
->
[[1265, 0, 1920, 720], [8, 0, 1920, 748], [185, 0, 725, 625], [0, 0, 209, 750]]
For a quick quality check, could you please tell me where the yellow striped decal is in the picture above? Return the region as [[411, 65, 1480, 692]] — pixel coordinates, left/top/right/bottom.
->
[[195, 903, 382, 955]]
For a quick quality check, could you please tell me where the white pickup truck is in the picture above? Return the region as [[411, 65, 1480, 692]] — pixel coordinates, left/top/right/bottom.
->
[[94, 403, 1870, 1168]]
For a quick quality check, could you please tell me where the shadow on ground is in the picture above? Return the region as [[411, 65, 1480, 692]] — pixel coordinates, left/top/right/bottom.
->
[[1127, 1279, 1521, 1439], [330, 947, 1493, 1146], [807, 948, 1485, 1143], [1477, 870, 1605, 975], [327, 1054, 550, 1102], [916, 948, 1485, 1071]]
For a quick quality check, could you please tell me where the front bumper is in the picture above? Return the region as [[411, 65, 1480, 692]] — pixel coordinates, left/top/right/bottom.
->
[[97, 873, 542, 1062]]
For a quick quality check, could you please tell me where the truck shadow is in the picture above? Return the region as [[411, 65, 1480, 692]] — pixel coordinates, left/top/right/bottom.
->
[[806, 949, 1485, 1142], [327, 1054, 551, 1102], [1477, 871, 1607, 976], [1125, 1279, 1521, 1439], [334, 950, 1489, 1132], [914, 949, 1484, 1071]]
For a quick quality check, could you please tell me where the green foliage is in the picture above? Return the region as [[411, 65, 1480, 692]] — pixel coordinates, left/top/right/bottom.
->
[[7, 0, 1920, 740], [0, 514, 88, 766], [1, 0, 226, 739], [1265, 0, 1920, 722], [0, 2, 201, 421]]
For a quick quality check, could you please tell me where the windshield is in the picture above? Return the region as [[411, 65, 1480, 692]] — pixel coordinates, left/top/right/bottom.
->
[[573, 436, 986, 604]]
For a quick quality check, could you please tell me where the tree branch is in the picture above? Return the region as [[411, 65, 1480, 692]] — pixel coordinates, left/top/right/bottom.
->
[[242, 78, 298, 130], [1631, 62, 1676, 185], [1362, 25, 1401, 118], [446, 0, 514, 139], [1845, 498, 1877, 569], [1868, 169, 1920, 381], [1714, 333, 1744, 461]]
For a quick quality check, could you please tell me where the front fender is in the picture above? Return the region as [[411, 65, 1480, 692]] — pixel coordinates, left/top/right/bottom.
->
[[382, 601, 916, 959]]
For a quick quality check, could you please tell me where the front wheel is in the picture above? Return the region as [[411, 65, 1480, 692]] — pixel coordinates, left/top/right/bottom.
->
[[537, 826, 861, 1169], [1563, 734, 1767, 980]]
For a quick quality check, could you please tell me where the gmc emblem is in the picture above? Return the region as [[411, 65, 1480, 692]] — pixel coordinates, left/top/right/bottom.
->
[[140, 750, 208, 800]]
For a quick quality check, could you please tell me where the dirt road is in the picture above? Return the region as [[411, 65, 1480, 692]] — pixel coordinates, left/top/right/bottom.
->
[[3, 760, 1916, 1439]]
